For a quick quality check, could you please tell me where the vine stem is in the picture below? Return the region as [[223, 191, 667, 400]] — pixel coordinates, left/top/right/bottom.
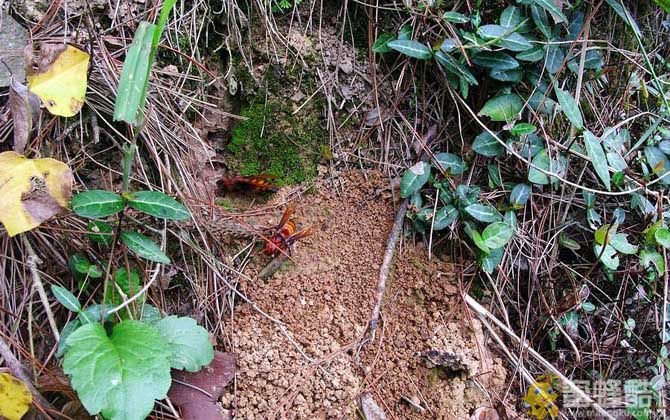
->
[[21, 236, 59, 341]]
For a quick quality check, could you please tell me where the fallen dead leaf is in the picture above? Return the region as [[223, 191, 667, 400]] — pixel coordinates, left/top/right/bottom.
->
[[27, 43, 89, 117], [0, 151, 73, 236], [470, 407, 500, 420], [9, 78, 41, 153], [168, 351, 235, 420], [0, 372, 33, 420]]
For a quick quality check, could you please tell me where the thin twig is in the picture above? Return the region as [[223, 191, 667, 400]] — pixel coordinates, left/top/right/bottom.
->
[[21, 236, 59, 341]]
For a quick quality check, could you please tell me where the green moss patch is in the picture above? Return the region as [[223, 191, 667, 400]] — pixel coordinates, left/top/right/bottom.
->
[[227, 102, 325, 185]]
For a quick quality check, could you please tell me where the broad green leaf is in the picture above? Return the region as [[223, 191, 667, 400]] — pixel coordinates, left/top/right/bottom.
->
[[554, 86, 584, 130], [644, 146, 670, 184], [532, 0, 568, 23], [78, 304, 112, 325], [432, 205, 458, 230], [559, 233, 581, 250], [443, 11, 470, 23], [372, 33, 396, 53], [51, 285, 81, 313], [489, 68, 522, 83], [472, 132, 503, 157], [594, 244, 619, 270], [56, 319, 81, 358], [504, 210, 517, 229], [655, 228, 670, 248], [640, 247, 665, 274], [478, 93, 523, 122], [567, 11, 585, 41], [139, 304, 163, 325], [398, 25, 412, 40], [610, 233, 638, 255], [63, 321, 172, 420], [479, 247, 504, 273], [500, 6, 523, 28], [510, 183, 531, 208], [71, 190, 125, 219], [440, 38, 459, 53], [530, 5, 552, 39], [606, 150, 628, 171], [387, 40, 433, 60], [465, 204, 502, 223], [107, 268, 142, 306], [434, 153, 467, 175], [516, 46, 545, 62], [127, 191, 190, 220], [482, 222, 514, 249], [121, 231, 170, 264], [434, 51, 478, 85], [400, 162, 431, 198], [595, 223, 617, 245], [545, 45, 565, 74], [86, 221, 114, 246], [476, 25, 533, 51], [113, 22, 157, 124], [471, 52, 520, 70], [510, 123, 536, 136], [584, 131, 611, 190], [653, 0, 670, 13], [155, 316, 214, 371], [472, 229, 491, 253], [528, 149, 550, 185]]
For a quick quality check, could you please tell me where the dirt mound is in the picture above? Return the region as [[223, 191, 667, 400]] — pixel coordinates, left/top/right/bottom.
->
[[227, 171, 509, 419]]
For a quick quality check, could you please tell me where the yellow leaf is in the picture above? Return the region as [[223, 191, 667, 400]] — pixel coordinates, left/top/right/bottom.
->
[[27, 44, 89, 117], [0, 372, 33, 420], [0, 151, 73, 237]]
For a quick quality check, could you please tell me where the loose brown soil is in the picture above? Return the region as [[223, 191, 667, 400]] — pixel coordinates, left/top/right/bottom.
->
[[223, 171, 509, 419]]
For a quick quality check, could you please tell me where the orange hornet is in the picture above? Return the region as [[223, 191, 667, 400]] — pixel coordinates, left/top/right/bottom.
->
[[264, 206, 315, 255], [217, 174, 279, 194]]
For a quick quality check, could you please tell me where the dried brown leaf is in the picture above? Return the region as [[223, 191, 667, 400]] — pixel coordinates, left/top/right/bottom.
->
[[360, 392, 387, 420], [168, 351, 235, 420], [9, 79, 40, 153]]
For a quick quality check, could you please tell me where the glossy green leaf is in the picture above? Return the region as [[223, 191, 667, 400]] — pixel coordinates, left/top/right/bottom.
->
[[545, 45, 565, 74], [63, 321, 172, 420], [434, 51, 478, 85], [51, 285, 81, 313], [472, 132, 504, 157], [644, 146, 670, 184], [121, 231, 170, 264], [530, 4, 552, 39], [443, 11, 470, 23], [57, 320, 81, 358], [594, 244, 619, 270], [127, 191, 189, 220], [476, 25, 533, 51], [584, 131, 611, 190], [510, 183, 531, 207], [372, 33, 396, 53], [471, 52, 520, 70], [432, 206, 458, 230], [398, 25, 412, 40], [155, 316, 214, 372], [479, 247, 504, 273], [71, 190, 125, 219], [478, 93, 523, 122], [510, 123, 537, 136], [434, 153, 467, 175], [532, 0, 568, 23], [86, 221, 113, 246], [387, 40, 433, 60], [489, 68, 523, 83], [113, 22, 157, 124], [640, 247, 665, 274], [516, 46, 545, 62], [655, 228, 670, 248], [500, 6, 523, 28], [554, 86, 584, 130], [528, 149, 550, 185], [465, 204, 502, 223], [610, 233, 638, 255], [482, 222, 514, 249], [472, 229, 491, 253], [400, 162, 431, 198]]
